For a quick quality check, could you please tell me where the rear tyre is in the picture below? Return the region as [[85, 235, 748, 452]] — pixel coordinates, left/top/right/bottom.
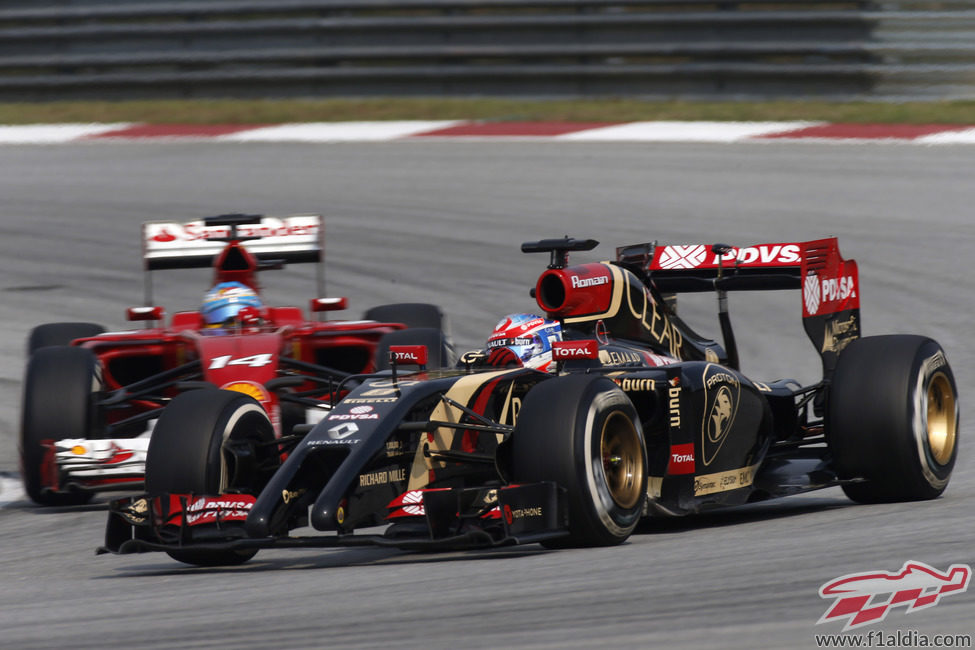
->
[[20, 346, 99, 506], [512, 375, 647, 547], [363, 303, 444, 330], [827, 335, 958, 503], [27, 322, 104, 355], [146, 389, 277, 566]]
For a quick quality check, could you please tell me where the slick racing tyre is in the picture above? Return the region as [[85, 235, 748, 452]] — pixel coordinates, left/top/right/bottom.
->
[[27, 322, 104, 355], [363, 302, 444, 330], [20, 346, 99, 506], [827, 335, 958, 503], [146, 389, 277, 566], [512, 375, 647, 547]]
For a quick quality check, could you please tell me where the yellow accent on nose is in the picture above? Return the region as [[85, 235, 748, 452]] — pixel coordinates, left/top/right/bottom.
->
[[71, 445, 88, 455]]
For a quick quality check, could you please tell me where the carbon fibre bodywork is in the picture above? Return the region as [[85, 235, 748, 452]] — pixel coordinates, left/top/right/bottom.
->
[[101, 236, 954, 559]]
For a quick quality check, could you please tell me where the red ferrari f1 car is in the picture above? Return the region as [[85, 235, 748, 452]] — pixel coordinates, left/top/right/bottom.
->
[[20, 214, 450, 506], [101, 236, 958, 565]]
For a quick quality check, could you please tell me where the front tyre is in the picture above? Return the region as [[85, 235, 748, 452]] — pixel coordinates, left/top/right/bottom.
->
[[27, 322, 105, 355], [20, 346, 99, 506], [146, 389, 277, 565], [827, 335, 958, 503], [512, 375, 647, 547]]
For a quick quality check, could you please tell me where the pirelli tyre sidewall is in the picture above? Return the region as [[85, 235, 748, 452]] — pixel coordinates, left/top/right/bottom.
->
[[20, 345, 99, 506], [145, 389, 275, 567], [827, 335, 958, 503], [513, 374, 648, 547]]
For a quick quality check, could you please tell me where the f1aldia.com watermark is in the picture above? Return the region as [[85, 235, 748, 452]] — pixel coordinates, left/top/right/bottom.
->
[[814, 630, 972, 648]]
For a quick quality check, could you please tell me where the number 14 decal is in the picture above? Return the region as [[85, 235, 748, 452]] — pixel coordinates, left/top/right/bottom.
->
[[208, 354, 274, 369]]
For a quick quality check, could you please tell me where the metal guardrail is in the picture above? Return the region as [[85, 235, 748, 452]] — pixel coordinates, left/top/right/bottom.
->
[[0, 0, 971, 101]]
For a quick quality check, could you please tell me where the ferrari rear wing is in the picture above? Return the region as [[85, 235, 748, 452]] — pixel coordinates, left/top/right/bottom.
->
[[143, 214, 323, 271], [140, 214, 325, 306], [619, 238, 861, 377]]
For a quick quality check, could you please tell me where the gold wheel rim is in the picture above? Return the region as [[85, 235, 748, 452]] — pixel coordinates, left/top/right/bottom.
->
[[600, 411, 644, 509], [926, 371, 956, 466]]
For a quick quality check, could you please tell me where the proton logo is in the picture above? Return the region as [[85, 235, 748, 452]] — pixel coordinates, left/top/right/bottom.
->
[[658, 245, 707, 270], [349, 405, 374, 415], [804, 273, 821, 315], [708, 387, 734, 443], [818, 561, 971, 631], [701, 364, 739, 466], [327, 422, 359, 440]]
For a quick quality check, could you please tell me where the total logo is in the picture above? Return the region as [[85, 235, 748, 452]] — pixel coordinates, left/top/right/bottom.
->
[[390, 345, 428, 365], [667, 443, 695, 475], [328, 405, 379, 421], [552, 340, 599, 360]]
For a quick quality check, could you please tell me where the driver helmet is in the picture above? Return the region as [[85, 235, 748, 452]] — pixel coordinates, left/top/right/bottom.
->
[[201, 281, 262, 328], [485, 313, 562, 371]]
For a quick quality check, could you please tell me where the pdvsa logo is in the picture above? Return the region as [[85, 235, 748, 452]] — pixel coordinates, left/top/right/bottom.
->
[[804, 272, 857, 316], [821, 275, 856, 303], [657, 244, 801, 270], [328, 405, 379, 421], [658, 245, 708, 270]]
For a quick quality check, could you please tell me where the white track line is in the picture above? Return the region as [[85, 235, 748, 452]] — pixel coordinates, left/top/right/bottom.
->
[[0, 123, 133, 144], [220, 120, 463, 142], [917, 127, 975, 144], [557, 121, 824, 142]]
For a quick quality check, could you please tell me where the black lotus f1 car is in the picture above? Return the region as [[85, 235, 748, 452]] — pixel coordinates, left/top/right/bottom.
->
[[101, 237, 958, 565]]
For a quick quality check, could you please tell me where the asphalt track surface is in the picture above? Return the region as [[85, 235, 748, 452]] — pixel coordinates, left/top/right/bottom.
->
[[0, 141, 972, 649]]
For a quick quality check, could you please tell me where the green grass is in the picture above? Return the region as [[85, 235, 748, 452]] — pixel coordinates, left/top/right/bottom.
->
[[1, 97, 974, 124]]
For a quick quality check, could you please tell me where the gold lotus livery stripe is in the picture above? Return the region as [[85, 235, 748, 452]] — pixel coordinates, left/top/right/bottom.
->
[[693, 462, 761, 496], [407, 371, 511, 490]]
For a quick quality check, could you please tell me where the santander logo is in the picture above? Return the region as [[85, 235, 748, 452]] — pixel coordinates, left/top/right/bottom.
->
[[152, 228, 177, 243]]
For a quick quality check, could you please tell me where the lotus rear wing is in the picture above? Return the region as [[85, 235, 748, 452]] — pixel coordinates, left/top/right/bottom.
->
[[141, 214, 324, 305], [618, 238, 861, 377]]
